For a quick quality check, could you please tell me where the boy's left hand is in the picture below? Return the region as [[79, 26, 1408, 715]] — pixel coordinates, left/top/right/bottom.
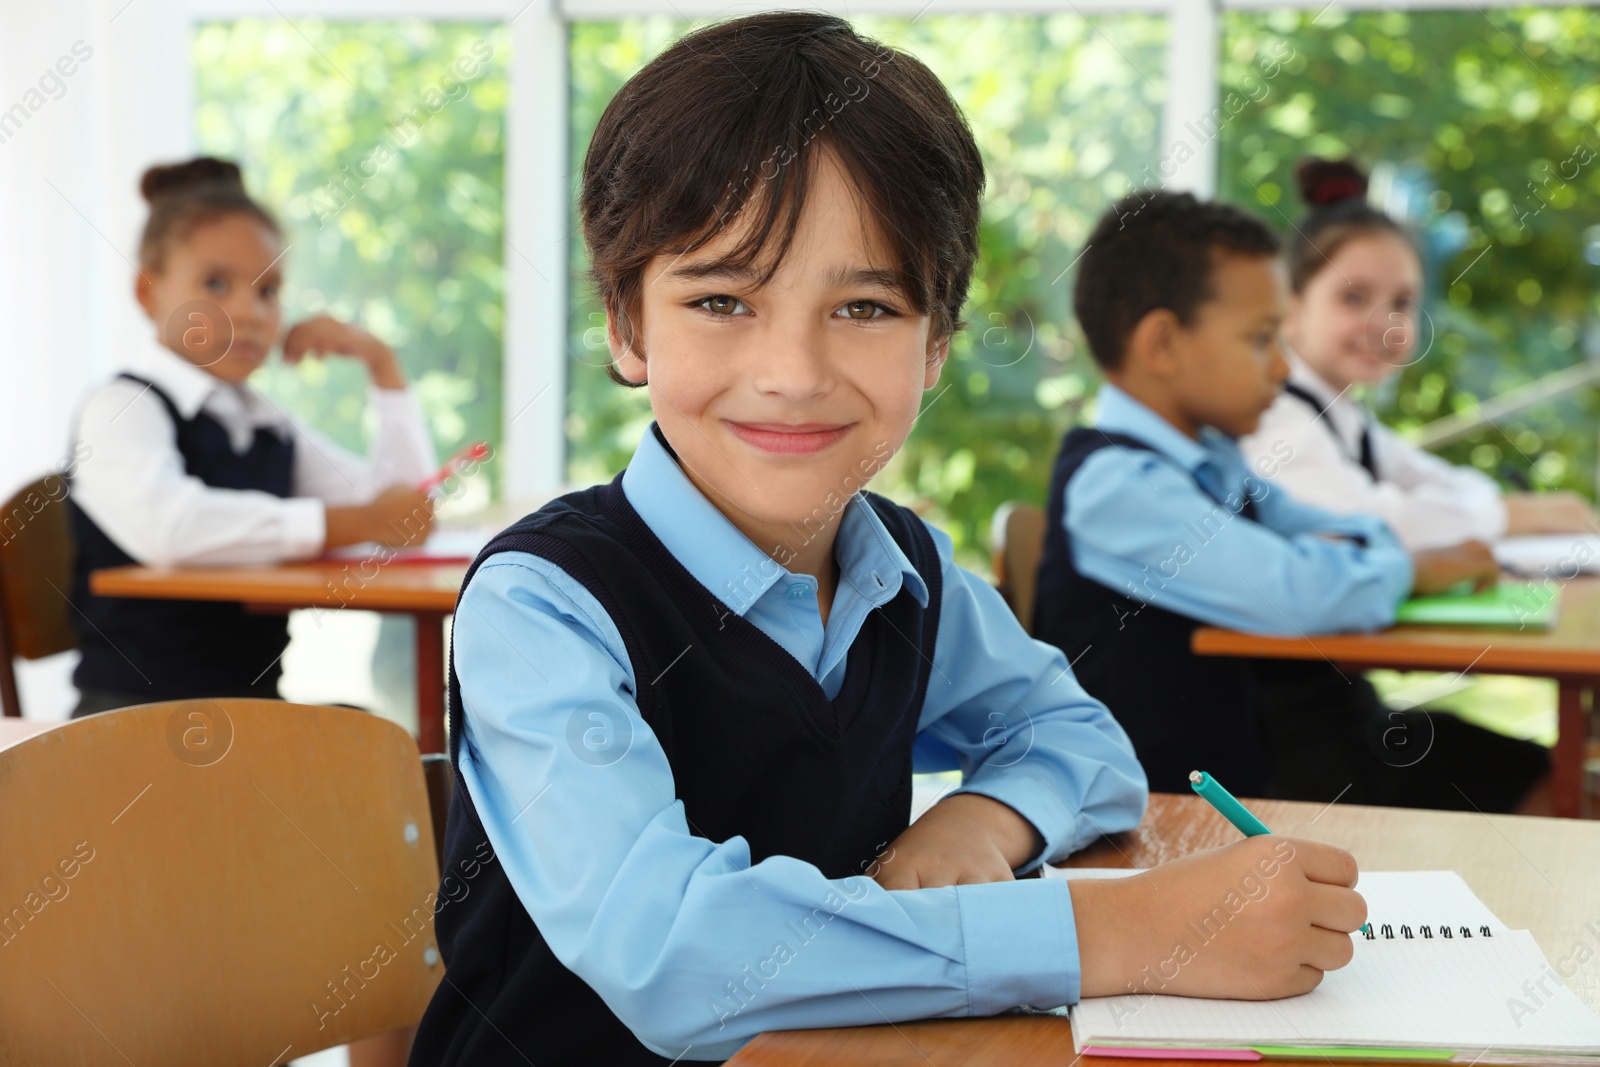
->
[[282, 314, 406, 390], [870, 793, 1043, 890]]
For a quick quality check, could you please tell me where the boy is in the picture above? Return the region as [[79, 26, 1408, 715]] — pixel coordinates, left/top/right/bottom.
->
[[411, 17, 1367, 1066], [1033, 190, 1549, 812]]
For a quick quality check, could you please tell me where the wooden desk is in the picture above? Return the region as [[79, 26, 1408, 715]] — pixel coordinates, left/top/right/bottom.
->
[[90, 561, 466, 753], [0, 717, 57, 752], [728, 792, 1600, 1066], [1192, 578, 1600, 818]]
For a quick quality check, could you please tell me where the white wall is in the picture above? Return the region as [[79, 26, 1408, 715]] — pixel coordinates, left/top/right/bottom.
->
[[1, 0, 194, 718], [0, 0, 193, 502]]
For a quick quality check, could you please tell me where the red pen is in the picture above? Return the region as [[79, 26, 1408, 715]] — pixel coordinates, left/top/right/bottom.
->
[[418, 441, 491, 493]]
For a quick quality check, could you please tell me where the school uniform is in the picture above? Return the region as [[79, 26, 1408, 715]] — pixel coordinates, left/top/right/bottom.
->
[[408, 423, 1147, 1066], [1239, 352, 1507, 550], [68, 335, 434, 711], [1033, 383, 1547, 809]]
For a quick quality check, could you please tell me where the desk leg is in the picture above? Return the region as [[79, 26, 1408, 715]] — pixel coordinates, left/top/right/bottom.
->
[[1554, 679, 1590, 819], [415, 612, 447, 754]]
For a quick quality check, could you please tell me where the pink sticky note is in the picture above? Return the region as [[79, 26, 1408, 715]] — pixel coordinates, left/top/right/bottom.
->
[[1081, 1047, 1263, 1060]]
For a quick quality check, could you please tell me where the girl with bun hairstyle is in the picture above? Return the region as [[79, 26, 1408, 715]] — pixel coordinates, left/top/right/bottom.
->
[[1240, 157, 1598, 551], [67, 156, 437, 718]]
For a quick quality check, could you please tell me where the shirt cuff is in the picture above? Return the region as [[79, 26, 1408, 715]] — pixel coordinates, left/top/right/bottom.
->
[[368, 383, 419, 409], [952, 774, 1081, 874], [368, 383, 423, 418], [282, 497, 328, 559], [957, 877, 1080, 1012]]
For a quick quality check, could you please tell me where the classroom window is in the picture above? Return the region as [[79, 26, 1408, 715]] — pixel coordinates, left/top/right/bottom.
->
[[1219, 8, 1600, 497], [194, 19, 508, 504], [565, 13, 1168, 566]]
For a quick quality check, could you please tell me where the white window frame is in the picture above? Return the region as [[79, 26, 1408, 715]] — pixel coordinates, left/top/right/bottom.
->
[[191, 0, 1579, 499]]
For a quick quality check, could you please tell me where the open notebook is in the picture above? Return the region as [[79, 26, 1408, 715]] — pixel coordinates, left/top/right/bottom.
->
[[1494, 535, 1600, 578], [1052, 870, 1600, 1064]]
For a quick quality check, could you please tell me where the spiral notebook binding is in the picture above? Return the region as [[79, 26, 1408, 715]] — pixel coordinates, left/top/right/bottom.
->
[[1363, 921, 1494, 940]]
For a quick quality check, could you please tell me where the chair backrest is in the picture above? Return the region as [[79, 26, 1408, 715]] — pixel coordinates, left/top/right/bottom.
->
[[0, 475, 78, 716], [991, 501, 1047, 635], [0, 700, 444, 1065]]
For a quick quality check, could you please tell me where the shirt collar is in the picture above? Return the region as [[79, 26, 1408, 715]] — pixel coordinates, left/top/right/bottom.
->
[[128, 332, 241, 421], [1093, 381, 1230, 474], [1286, 349, 1349, 409], [619, 423, 927, 616], [1286, 349, 1366, 445]]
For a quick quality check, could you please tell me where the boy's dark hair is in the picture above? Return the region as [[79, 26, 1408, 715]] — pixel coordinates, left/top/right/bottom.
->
[[138, 157, 280, 274], [1073, 190, 1281, 372], [1287, 157, 1413, 293], [579, 12, 985, 386]]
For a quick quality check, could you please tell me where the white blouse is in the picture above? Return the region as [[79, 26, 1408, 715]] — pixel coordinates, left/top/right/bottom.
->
[[1238, 354, 1506, 551], [72, 335, 437, 567]]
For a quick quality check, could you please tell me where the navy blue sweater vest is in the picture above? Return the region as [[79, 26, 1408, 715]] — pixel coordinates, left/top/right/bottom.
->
[[1032, 428, 1269, 795], [410, 474, 943, 1066], [68, 374, 294, 699]]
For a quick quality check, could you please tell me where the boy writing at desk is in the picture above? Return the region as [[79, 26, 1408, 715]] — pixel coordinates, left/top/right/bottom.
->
[[1033, 191, 1550, 813], [412, 15, 1368, 1066]]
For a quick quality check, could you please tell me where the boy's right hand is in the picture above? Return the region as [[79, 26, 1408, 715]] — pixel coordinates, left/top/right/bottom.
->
[[325, 486, 435, 550], [1410, 540, 1499, 595], [1068, 837, 1366, 1001]]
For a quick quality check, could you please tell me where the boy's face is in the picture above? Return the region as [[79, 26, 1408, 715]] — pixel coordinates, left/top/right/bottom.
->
[[1166, 252, 1290, 438], [135, 213, 284, 386], [611, 151, 945, 558]]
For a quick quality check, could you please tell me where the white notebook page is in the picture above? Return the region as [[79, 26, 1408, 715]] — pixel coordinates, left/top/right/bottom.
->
[[1073, 930, 1600, 1053]]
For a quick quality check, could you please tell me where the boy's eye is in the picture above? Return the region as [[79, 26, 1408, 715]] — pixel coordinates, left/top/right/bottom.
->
[[837, 299, 891, 321], [204, 276, 228, 295], [1342, 290, 1367, 308], [260, 283, 280, 301], [695, 295, 748, 316]]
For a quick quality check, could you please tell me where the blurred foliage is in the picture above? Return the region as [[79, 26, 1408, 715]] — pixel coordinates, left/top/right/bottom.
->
[[192, 12, 1600, 567], [566, 15, 1168, 568], [1219, 8, 1600, 496], [195, 20, 508, 499]]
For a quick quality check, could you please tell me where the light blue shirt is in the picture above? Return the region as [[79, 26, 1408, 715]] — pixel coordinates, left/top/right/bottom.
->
[[1067, 383, 1415, 634], [452, 425, 1148, 1061]]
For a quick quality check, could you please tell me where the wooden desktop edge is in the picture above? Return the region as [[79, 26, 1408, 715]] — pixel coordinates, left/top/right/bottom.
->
[[89, 562, 462, 614], [1191, 625, 1600, 678]]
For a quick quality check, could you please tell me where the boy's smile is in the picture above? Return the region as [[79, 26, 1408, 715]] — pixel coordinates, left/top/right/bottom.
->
[[725, 421, 855, 455], [609, 148, 946, 588]]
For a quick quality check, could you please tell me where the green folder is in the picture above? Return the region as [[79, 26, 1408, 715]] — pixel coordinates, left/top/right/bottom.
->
[[1394, 582, 1560, 630]]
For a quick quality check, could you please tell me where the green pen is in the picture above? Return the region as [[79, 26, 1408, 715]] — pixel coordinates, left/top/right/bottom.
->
[[1189, 770, 1371, 936]]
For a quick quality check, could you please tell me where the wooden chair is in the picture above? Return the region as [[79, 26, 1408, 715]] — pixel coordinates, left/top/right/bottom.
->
[[0, 699, 445, 1065], [0, 475, 78, 717], [991, 501, 1047, 635]]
